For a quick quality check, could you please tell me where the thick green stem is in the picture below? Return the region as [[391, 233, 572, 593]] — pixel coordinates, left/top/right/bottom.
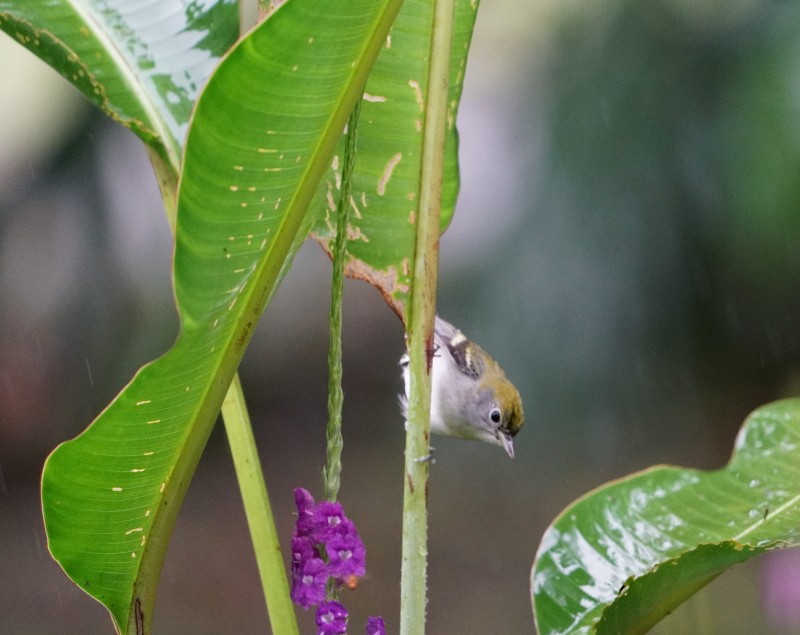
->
[[324, 100, 362, 502], [221, 374, 299, 635], [399, 0, 455, 633]]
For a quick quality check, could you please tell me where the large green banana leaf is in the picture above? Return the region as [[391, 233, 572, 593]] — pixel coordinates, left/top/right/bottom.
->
[[533, 398, 800, 634], [40, 1, 403, 632]]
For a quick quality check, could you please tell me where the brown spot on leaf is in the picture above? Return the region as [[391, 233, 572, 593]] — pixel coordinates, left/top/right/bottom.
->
[[312, 236, 408, 321]]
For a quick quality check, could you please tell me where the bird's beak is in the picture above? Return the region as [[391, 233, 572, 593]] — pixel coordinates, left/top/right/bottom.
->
[[499, 433, 515, 459]]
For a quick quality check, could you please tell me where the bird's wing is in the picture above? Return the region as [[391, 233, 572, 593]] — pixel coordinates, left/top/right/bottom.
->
[[435, 316, 484, 379]]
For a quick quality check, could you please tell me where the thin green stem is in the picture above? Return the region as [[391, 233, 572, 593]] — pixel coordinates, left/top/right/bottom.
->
[[221, 374, 299, 635], [323, 99, 362, 502], [399, 0, 455, 633]]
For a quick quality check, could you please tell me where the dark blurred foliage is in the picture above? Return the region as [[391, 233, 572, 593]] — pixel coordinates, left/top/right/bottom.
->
[[2, 0, 800, 633], [0, 113, 179, 483], [455, 0, 800, 475]]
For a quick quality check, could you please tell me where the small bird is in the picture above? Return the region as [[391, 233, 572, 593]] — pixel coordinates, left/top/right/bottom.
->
[[399, 316, 524, 458]]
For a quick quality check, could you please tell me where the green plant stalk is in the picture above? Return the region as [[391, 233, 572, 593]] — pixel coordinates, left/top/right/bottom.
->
[[221, 374, 299, 635], [323, 99, 362, 503], [399, 0, 455, 633]]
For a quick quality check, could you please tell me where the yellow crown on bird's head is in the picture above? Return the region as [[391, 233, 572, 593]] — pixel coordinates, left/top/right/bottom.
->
[[480, 351, 524, 439], [494, 375, 524, 438]]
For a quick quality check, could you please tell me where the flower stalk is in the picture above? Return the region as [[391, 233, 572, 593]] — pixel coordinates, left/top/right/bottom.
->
[[324, 98, 362, 502]]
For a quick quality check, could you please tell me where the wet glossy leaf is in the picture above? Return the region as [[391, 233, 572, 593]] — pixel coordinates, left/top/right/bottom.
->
[[532, 398, 800, 635], [41, 1, 402, 632], [0, 0, 238, 166], [311, 0, 479, 319]]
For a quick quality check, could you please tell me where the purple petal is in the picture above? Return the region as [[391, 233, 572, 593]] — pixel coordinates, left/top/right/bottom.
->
[[315, 600, 348, 635], [290, 556, 328, 609], [325, 528, 366, 580], [294, 488, 317, 536], [290, 536, 318, 576], [365, 616, 386, 635], [313, 501, 353, 541]]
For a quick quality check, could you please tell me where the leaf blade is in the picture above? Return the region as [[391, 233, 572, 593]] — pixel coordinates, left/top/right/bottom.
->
[[41, 1, 404, 632], [532, 399, 800, 635]]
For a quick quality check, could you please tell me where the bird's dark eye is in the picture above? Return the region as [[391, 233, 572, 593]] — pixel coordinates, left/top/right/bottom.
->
[[490, 408, 501, 424]]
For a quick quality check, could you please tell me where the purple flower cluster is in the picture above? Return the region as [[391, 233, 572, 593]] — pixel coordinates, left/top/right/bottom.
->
[[291, 488, 384, 635]]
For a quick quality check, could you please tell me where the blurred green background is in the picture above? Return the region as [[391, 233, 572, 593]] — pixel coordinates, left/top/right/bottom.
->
[[2, 0, 800, 633]]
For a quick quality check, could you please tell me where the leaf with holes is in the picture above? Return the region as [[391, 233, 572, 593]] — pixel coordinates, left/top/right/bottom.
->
[[311, 0, 480, 320], [532, 398, 800, 635]]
